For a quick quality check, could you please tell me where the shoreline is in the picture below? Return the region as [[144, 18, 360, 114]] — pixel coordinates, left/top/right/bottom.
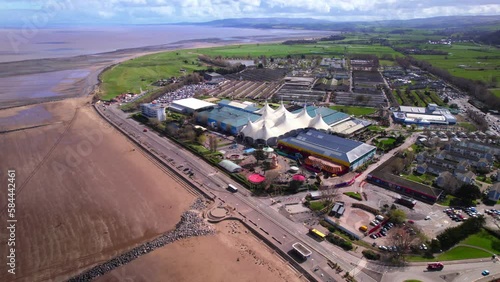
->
[[0, 32, 331, 110]]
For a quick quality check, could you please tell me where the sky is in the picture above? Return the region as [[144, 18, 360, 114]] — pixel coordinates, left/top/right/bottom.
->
[[0, 0, 499, 26]]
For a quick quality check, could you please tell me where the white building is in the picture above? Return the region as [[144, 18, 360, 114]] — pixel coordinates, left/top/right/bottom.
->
[[169, 98, 216, 114], [141, 103, 166, 121]]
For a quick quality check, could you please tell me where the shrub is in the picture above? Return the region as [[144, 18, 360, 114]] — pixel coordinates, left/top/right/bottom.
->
[[344, 192, 363, 201], [362, 250, 380, 260], [326, 234, 353, 251], [328, 226, 336, 233]]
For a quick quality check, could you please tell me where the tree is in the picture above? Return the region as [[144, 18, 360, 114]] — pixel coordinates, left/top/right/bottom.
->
[[388, 208, 407, 224], [455, 184, 481, 201], [208, 135, 218, 152], [388, 227, 415, 265], [320, 186, 341, 206]]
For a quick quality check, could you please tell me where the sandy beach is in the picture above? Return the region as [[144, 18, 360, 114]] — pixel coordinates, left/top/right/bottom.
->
[[0, 29, 325, 281]]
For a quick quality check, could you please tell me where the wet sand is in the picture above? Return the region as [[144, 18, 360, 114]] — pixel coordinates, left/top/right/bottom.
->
[[0, 98, 195, 281], [96, 221, 304, 282]]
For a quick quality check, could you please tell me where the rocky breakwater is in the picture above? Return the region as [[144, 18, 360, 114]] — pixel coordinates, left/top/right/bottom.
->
[[69, 198, 214, 281]]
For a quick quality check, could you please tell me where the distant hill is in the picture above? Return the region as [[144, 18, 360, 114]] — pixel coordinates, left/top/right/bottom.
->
[[186, 16, 500, 31]]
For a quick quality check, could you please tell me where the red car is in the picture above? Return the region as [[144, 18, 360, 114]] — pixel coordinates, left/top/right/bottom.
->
[[143, 128, 148, 132], [408, 220, 415, 224]]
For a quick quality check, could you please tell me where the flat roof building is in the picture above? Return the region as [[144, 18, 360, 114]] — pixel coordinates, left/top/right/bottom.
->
[[169, 98, 216, 114], [278, 129, 376, 172], [393, 104, 456, 125]]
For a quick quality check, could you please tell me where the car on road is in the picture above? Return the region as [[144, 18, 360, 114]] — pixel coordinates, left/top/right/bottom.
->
[[425, 216, 431, 220], [143, 128, 148, 132], [482, 270, 490, 276]]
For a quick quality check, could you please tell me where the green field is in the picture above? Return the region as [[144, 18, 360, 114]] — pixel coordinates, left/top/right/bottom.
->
[[100, 50, 203, 100], [461, 229, 500, 254], [436, 246, 491, 260], [413, 43, 500, 85], [329, 105, 377, 116], [491, 89, 500, 98], [408, 229, 500, 261], [100, 42, 402, 100]]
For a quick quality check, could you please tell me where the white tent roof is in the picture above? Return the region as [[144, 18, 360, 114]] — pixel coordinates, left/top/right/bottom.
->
[[309, 113, 331, 131], [241, 102, 330, 143]]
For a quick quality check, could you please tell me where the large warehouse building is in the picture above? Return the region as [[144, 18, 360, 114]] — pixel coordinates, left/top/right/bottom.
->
[[278, 129, 376, 173], [392, 103, 456, 125], [169, 98, 216, 114]]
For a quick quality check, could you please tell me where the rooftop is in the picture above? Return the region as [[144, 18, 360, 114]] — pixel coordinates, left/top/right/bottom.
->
[[172, 98, 216, 110], [279, 129, 376, 164]]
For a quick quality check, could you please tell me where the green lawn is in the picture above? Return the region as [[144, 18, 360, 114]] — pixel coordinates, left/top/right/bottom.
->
[[458, 122, 477, 132], [309, 201, 326, 211], [409, 229, 500, 261], [436, 246, 491, 260], [438, 195, 457, 206], [329, 105, 377, 116], [401, 172, 435, 185], [461, 229, 500, 254]]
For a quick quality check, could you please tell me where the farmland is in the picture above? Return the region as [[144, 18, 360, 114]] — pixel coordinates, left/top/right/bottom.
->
[[392, 89, 445, 107], [329, 105, 377, 116], [412, 43, 500, 85], [100, 43, 402, 100]]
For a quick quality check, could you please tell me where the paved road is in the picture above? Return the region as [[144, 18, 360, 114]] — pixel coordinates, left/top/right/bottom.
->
[[98, 104, 379, 282], [97, 103, 500, 282], [381, 260, 500, 282]]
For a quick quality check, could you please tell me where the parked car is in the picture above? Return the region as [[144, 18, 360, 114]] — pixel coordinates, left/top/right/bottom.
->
[[482, 270, 490, 276]]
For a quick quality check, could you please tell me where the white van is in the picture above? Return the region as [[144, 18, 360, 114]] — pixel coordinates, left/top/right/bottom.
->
[[228, 184, 238, 192]]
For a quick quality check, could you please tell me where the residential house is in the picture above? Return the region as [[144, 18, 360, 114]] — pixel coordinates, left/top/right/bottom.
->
[[487, 183, 500, 202], [415, 163, 428, 175], [435, 171, 461, 193], [454, 171, 476, 185]]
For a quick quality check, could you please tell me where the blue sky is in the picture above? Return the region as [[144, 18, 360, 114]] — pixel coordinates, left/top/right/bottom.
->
[[0, 0, 499, 26]]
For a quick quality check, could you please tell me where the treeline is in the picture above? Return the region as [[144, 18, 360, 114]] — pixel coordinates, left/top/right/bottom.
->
[[393, 47, 448, 55], [436, 216, 485, 251], [282, 39, 317, 45], [477, 30, 500, 45], [198, 55, 230, 68], [466, 109, 489, 131], [195, 64, 246, 76], [318, 35, 346, 41], [394, 56, 500, 111]]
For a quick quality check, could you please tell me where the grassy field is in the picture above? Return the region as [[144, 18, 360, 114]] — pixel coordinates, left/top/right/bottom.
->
[[409, 229, 500, 261], [100, 50, 203, 100], [436, 246, 491, 260], [309, 201, 326, 211], [402, 172, 436, 185], [438, 195, 457, 206], [491, 89, 500, 98], [100, 42, 403, 100], [461, 229, 500, 254], [413, 43, 500, 85], [329, 105, 377, 116]]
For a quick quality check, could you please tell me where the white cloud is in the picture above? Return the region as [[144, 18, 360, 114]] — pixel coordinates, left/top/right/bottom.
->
[[2, 0, 500, 24]]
